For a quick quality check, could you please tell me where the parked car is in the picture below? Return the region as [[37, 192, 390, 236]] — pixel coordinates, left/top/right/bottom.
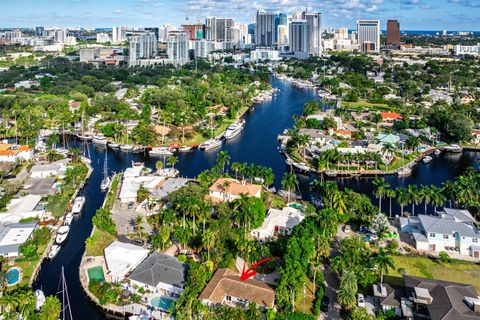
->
[[343, 225, 351, 233], [320, 296, 330, 312], [357, 293, 365, 308], [128, 201, 134, 209]]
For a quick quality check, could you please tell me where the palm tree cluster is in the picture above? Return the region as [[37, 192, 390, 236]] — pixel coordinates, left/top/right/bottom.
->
[[231, 162, 275, 186], [0, 287, 61, 320], [313, 148, 384, 171]]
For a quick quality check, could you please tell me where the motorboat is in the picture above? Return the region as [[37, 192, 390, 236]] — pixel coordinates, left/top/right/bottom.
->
[[64, 212, 74, 225], [76, 134, 93, 141], [223, 120, 244, 140], [178, 146, 193, 153], [149, 147, 173, 157], [291, 161, 311, 173], [423, 155, 433, 164], [101, 176, 111, 191], [72, 196, 86, 214], [200, 139, 222, 151], [55, 225, 70, 244], [132, 161, 145, 167], [120, 144, 134, 151], [443, 144, 463, 153], [48, 244, 61, 260], [35, 289, 46, 310], [108, 141, 120, 149], [132, 146, 145, 153], [434, 149, 441, 156], [157, 168, 180, 178], [80, 156, 91, 164], [398, 167, 412, 177], [92, 133, 108, 146]]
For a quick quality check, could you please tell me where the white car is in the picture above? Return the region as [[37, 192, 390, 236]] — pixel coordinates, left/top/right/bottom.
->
[[357, 293, 365, 308]]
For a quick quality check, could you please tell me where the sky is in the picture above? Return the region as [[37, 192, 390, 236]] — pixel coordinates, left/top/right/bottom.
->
[[0, 0, 479, 31]]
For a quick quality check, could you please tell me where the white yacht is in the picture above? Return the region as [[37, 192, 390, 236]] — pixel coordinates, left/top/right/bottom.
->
[[34, 290, 46, 310], [76, 133, 93, 141], [48, 244, 61, 260], [72, 196, 86, 214], [64, 212, 74, 225], [149, 146, 173, 157], [423, 156, 433, 164], [223, 120, 244, 140], [92, 133, 108, 146], [80, 156, 91, 164], [443, 144, 463, 153], [178, 146, 193, 153], [398, 167, 412, 176], [108, 141, 120, 149], [100, 149, 110, 191], [120, 144, 134, 151], [55, 225, 70, 244], [200, 139, 222, 151]]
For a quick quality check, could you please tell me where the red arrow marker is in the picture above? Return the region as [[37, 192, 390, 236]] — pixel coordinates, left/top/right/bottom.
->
[[240, 257, 272, 281]]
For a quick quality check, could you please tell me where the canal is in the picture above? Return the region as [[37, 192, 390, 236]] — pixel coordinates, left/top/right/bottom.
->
[[34, 77, 479, 319]]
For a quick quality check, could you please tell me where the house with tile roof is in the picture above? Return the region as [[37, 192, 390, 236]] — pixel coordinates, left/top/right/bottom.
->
[[128, 252, 189, 295], [199, 268, 275, 309], [0, 143, 32, 163], [208, 178, 262, 203], [400, 208, 480, 259]]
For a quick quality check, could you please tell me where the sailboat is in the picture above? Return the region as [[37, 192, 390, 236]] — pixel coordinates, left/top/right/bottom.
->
[[57, 267, 73, 320], [100, 149, 111, 191]]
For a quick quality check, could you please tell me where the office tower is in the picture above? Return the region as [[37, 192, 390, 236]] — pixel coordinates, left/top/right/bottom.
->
[[35, 26, 44, 37], [289, 20, 310, 59], [278, 24, 289, 46], [278, 13, 287, 25], [357, 20, 380, 52], [128, 31, 157, 66], [166, 31, 189, 63], [292, 11, 303, 20], [54, 29, 67, 43], [182, 24, 205, 40], [5, 30, 23, 42], [336, 27, 349, 40], [205, 17, 234, 49], [96, 33, 111, 43], [302, 11, 322, 56], [255, 10, 277, 48], [112, 26, 127, 44], [159, 24, 176, 42], [193, 39, 214, 58], [145, 27, 160, 42], [386, 20, 400, 48]]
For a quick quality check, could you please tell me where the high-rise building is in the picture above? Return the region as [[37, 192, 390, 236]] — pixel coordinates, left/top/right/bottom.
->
[[159, 24, 176, 42], [35, 26, 44, 37], [145, 28, 160, 42], [54, 29, 67, 44], [112, 26, 127, 44], [289, 20, 310, 59], [278, 13, 288, 25], [193, 39, 214, 58], [96, 33, 111, 43], [128, 31, 157, 66], [182, 24, 205, 40], [255, 10, 277, 48], [5, 30, 23, 43], [166, 31, 189, 63], [386, 20, 400, 48], [357, 20, 380, 52], [277, 25, 289, 47], [335, 27, 349, 40], [302, 11, 322, 56], [205, 17, 234, 49]]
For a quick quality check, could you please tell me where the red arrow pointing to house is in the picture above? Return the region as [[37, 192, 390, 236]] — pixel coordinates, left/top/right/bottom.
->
[[240, 258, 273, 281]]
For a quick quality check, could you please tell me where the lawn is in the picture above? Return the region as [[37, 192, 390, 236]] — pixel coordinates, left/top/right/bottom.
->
[[12, 242, 48, 287], [85, 228, 116, 257], [385, 255, 480, 291], [294, 277, 316, 315]]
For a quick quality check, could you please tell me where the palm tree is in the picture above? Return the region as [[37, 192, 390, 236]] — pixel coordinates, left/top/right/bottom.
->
[[375, 248, 396, 283], [281, 172, 298, 202], [333, 191, 347, 215], [373, 178, 389, 213], [134, 215, 144, 239], [405, 136, 420, 152], [158, 226, 170, 251], [231, 162, 241, 179], [408, 185, 421, 215], [385, 188, 396, 218], [431, 186, 446, 214], [155, 160, 163, 171], [421, 185, 434, 214], [216, 151, 230, 174], [167, 156, 178, 169], [381, 143, 396, 171], [338, 271, 357, 310], [396, 187, 409, 217], [297, 134, 309, 159], [39, 296, 61, 320], [220, 179, 231, 202], [202, 229, 216, 261]]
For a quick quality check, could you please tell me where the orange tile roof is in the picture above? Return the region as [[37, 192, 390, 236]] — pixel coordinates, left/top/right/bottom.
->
[[198, 268, 275, 308], [334, 129, 352, 136], [381, 112, 403, 120], [209, 178, 261, 198], [0, 144, 31, 156]]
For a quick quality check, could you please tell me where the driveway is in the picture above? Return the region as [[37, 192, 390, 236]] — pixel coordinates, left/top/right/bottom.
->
[[319, 265, 340, 320]]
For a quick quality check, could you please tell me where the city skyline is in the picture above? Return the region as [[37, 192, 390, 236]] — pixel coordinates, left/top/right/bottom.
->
[[1, 0, 479, 31]]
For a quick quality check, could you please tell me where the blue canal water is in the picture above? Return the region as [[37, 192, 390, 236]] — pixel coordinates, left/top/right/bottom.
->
[[34, 77, 479, 319]]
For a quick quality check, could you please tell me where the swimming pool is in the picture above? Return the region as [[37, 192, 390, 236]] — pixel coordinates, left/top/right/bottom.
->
[[6, 267, 21, 286], [87, 266, 105, 282], [288, 203, 305, 211], [150, 296, 175, 311]]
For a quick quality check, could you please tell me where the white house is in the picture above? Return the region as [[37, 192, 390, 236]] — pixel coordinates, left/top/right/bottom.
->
[[251, 206, 305, 240], [400, 208, 480, 259], [0, 222, 37, 257], [30, 160, 69, 179], [104, 241, 149, 282], [128, 252, 189, 296], [0, 144, 32, 163], [0, 194, 45, 223], [119, 176, 165, 204]]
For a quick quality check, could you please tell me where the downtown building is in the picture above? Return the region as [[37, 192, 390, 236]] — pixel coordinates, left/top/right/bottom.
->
[[357, 20, 380, 52], [166, 31, 189, 65], [205, 17, 234, 50], [255, 10, 277, 48], [112, 26, 128, 44], [182, 23, 205, 40], [386, 20, 400, 49], [289, 20, 310, 59], [127, 31, 157, 66], [302, 11, 323, 56]]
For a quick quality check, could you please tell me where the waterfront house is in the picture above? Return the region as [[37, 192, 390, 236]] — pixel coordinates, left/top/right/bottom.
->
[[208, 178, 262, 203], [30, 160, 69, 179], [0, 143, 32, 163], [399, 208, 480, 259], [0, 221, 37, 257], [128, 252, 189, 296], [298, 128, 331, 145], [199, 268, 275, 309], [372, 275, 480, 320], [104, 241, 149, 283], [251, 206, 305, 240], [0, 194, 45, 223], [376, 133, 401, 145], [380, 112, 403, 125], [334, 129, 352, 139]]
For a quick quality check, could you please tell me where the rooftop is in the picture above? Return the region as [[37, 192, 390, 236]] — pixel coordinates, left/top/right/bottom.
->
[[209, 178, 262, 198]]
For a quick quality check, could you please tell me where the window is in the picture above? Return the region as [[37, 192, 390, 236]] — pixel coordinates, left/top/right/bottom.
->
[[443, 234, 449, 239], [429, 233, 435, 238], [473, 238, 478, 243], [226, 295, 232, 302]]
